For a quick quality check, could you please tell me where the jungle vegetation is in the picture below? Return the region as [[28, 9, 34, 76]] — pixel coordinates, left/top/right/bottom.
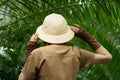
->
[[0, 0, 120, 80]]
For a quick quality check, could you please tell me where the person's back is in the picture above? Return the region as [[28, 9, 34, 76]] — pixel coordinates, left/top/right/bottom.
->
[[36, 45, 79, 80], [24, 44, 94, 80]]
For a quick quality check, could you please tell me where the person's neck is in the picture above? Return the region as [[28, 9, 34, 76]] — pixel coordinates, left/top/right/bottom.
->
[[43, 42, 65, 46]]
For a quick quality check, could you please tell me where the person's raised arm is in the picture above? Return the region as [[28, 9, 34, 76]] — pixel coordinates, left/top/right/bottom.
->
[[27, 33, 40, 57], [70, 24, 112, 65]]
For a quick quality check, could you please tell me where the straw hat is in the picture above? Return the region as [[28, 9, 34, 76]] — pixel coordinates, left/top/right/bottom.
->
[[36, 13, 74, 44]]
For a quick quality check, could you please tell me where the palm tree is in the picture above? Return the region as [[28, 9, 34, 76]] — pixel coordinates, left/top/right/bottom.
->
[[0, 0, 120, 80]]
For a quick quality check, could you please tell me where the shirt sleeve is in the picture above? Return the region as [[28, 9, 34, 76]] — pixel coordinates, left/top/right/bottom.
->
[[78, 48, 95, 68], [21, 50, 41, 80]]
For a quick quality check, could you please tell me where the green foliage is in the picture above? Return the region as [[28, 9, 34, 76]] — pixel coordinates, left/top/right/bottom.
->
[[0, 0, 120, 80]]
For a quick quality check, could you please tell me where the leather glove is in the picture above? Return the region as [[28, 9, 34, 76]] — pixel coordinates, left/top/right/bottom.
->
[[27, 34, 39, 57], [74, 24, 101, 51], [27, 41, 39, 56]]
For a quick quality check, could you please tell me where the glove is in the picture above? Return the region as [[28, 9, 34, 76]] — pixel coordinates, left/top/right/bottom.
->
[[27, 34, 39, 57], [74, 24, 101, 51], [27, 41, 39, 56]]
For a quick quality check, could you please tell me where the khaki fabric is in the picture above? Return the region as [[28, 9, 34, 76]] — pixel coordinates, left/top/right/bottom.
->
[[22, 45, 95, 80]]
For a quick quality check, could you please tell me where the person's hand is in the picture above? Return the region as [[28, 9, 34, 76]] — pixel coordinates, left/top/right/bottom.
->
[[70, 25, 79, 34], [72, 24, 86, 34], [29, 33, 38, 42]]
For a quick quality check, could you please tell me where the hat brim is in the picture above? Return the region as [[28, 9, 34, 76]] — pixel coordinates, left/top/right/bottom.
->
[[36, 25, 74, 44]]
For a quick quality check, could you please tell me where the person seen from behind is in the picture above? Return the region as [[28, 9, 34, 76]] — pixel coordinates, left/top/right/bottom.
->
[[18, 13, 112, 80]]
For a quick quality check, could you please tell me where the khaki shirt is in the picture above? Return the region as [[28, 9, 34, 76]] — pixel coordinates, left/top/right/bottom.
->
[[22, 45, 95, 80]]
